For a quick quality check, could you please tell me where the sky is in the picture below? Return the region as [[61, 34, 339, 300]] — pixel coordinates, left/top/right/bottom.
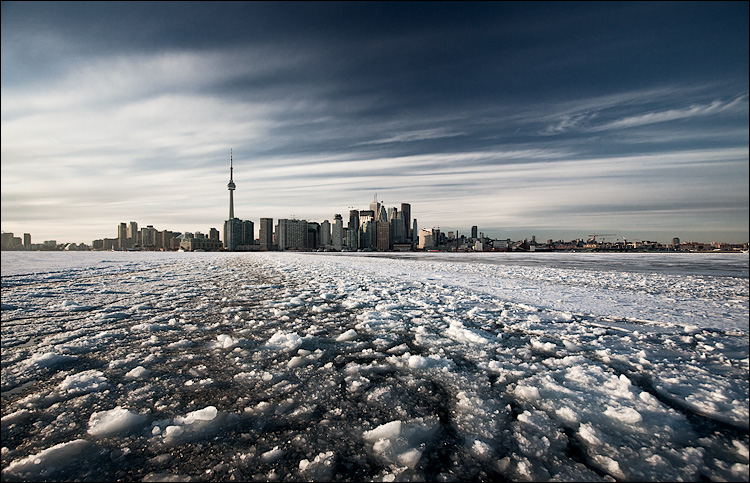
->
[[2, 1, 748, 245]]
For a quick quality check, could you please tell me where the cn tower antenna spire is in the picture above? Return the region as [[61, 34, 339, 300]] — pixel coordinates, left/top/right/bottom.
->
[[227, 149, 236, 220]]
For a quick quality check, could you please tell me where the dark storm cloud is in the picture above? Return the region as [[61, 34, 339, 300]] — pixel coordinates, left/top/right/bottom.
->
[[1, 1, 748, 243]]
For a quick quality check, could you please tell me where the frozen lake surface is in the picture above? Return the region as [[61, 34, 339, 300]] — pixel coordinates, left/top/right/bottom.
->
[[2, 251, 748, 481]]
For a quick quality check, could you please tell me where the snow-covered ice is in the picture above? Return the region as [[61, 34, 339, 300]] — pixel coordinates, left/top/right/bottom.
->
[[1, 251, 748, 481]]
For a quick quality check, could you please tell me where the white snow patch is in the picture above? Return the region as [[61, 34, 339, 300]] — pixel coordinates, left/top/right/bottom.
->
[[336, 329, 358, 342], [287, 356, 307, 369], [261, 446, 285, 463], [167, 339, 194, 349], [3, 439, 91, 478], [298, 451, 335, 480], [58, 370, 108, 395], [124, 366, 150, 379], [214, 334, 238, 349], [406, 354, 455, 371], [265, 331, 303, 351], [362, 419, 436, 469], [23, 352, 75, 369], [603, 405, 643, 425], [1, 409, 33, 426], [445, 323, 492, 345], [176, 406, 218, 424], [88, 406, 146, 435]]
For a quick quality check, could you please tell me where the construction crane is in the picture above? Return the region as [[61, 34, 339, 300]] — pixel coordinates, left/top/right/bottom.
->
[[587, 234, 616, 243]]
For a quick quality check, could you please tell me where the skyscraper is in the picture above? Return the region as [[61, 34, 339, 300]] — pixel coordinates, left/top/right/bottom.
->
[[277, 219, 307, 250], [260, 218, 274, 250], [320, 220, 331, 247], [128, 221, 139, 247], [241, 220, 254, 245], [347, 210, 359, 250], [359, 210, 375, 223], [378, 204, 388, 223], [118, 223, 128, 249], [141, 225, 156, 248], [360, 220, 375, 250], [377, 222, 391, 251], [418, 229, 435, 249], [401, 203, 411, 241], [307, 222, 320, 249], [224, 218, 254, 250], [471, 225, 478, 239], [332, 214, 343, 251], [369, 194, 380, 216], [391, 210, 405, 244]]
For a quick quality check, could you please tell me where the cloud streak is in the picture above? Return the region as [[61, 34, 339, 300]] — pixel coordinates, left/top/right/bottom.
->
[[541, 91, 748, 136]]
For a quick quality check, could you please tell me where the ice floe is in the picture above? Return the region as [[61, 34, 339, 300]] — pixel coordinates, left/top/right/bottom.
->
[[1, 251, 747, 481]]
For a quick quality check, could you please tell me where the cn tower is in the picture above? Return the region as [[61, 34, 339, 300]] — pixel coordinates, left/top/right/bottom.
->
[[227, 149, 236, 219]]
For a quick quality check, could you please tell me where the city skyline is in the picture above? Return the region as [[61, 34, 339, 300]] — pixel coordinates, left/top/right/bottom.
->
[[2, 2, 748, 245]]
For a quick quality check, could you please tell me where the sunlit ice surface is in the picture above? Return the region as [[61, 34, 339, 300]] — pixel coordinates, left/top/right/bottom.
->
[[2, 251, 748, 481]]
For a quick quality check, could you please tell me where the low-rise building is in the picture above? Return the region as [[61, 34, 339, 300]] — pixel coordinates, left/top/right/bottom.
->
[[180, 237, 224, 251]]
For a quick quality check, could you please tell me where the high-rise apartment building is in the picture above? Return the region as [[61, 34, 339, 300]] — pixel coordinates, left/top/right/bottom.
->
[[155, 230, 177, 250], [320, 220, 331, 247], [242, 220, 254, 245], [259, 218, 274, 250], [141, 225, 156, 248], [23, 233, 31, 249], [224, 219, 239, 250], [332, 214, 343, 250], [118, 223, 128, 249], [1, 233, 19, 250], [307, 222, 320, 249], [418, 228, 436, 249], [224, 218, 254, 250], [471, 226, 478, 239], [128, 222, 139, 246], [277, 219, 307, 250]]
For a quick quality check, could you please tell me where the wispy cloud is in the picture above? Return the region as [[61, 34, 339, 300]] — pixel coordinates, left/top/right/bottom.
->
[[541, 92, 747, 135], [358, 128, 464, 145], [589, 96, 747, 131]]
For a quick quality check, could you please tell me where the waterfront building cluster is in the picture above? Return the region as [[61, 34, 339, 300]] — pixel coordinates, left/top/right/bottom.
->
[[218, 152, 419, 253], [2, 154, 747, 253], [3, 224, 747, 254], [0, 233, 81, 251]]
